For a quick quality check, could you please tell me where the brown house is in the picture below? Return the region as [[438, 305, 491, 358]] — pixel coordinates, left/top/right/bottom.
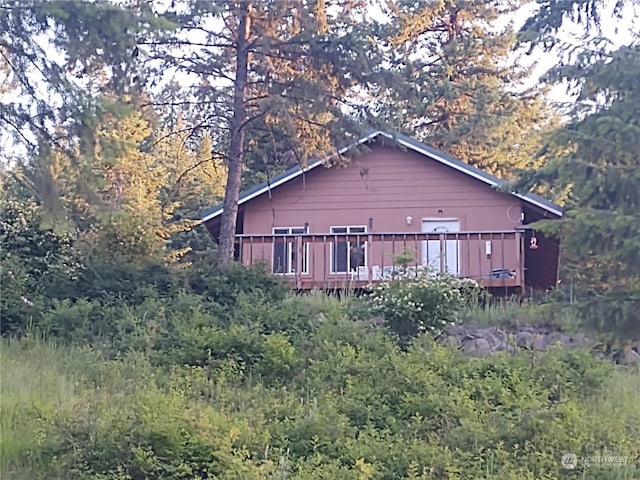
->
[[202, 131, 562, 293]]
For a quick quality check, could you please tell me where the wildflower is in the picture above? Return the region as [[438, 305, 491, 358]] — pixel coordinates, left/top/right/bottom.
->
[[20, 296, 34, 307]]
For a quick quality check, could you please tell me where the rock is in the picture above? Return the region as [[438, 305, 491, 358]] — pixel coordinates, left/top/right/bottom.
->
[[548, 332, 571, 346], [570, 333, 590, 347], [445, 324, 465, 336], [617, 348, 640, 366], [531, 334, 547, 351], [536, 325, 552, 335], [462, 330, 482, 340], [484, 332, 505, 349], [515, 331, 535, 348], [499, 343, 518, 354], [462, 338, 493, 356], [438, 323, 598, 357], [442, 335, 462, 348]]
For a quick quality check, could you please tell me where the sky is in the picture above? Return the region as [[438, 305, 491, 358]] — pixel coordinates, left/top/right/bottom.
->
[[517, 0, 638, 103]]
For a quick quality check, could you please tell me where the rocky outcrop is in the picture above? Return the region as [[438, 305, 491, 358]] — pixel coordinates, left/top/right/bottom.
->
[[441, 325, 640, 365], [440, 324, 591, 357], [356, 315, 640, 365]]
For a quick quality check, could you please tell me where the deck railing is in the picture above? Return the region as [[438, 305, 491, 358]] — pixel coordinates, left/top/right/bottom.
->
[[235, 230, 525, 291]]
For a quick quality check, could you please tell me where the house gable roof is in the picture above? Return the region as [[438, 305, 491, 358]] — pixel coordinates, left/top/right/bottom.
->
[[201, 130, 563, 222]]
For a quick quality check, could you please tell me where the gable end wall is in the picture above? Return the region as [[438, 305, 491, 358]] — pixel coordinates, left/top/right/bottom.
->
[[243, 145, 523, 233]]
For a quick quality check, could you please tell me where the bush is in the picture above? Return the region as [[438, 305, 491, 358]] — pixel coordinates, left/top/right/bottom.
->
[[0, 198, 82, 336], [76, 259, 180, 303], [37, 384, 267, 479], [3, 331, 640, 480], [366, 273, 477, 338], [0, 256, 44, 336], [39, 298, 131, 344], [184, 260, 288, 311]]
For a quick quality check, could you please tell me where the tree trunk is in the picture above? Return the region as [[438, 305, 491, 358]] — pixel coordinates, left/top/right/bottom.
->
[[218, 1, 251, 264]]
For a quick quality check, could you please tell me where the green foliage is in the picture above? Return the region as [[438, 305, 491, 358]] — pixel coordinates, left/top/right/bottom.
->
[[185, 259, 289, 311], [0, 0, 169, 156], [76, 258, 180, 302], [39, 298, 128, 344], [3, 331, 639, 480], [517, 0, 632, 51], [519, 45, 640, 340], [391, 246, 417, 272], [366, 274, 482, 338], [3, 2, 640, 478], [0, 255, 43, 336], [0, 197, 82, 334], [460, 297, 583, 331], [373, 0, 557, 178], [17, 357, 266, 479]]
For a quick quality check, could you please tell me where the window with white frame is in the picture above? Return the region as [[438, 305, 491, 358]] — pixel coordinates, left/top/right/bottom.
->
[[273, 227, 308, 274], [331, 226, 367, 273]]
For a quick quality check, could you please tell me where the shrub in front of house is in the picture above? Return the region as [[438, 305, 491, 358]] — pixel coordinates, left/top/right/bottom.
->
[[366, 273, 481, 338], [183, 260, 289, 311]]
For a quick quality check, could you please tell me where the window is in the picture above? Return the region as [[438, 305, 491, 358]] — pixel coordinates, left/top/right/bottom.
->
[[273, 227, 308, 274], [331, 226, 366, 273]]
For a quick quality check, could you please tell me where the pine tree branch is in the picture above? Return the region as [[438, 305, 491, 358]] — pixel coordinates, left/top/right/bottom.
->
[[245, 94, 270, 104], [237, 112, 267, 131], [138, 40, 234, 49], [161, 153, 227, 218], [0, 111, 33, 147], [155, 56, 235, 81], [140, 99, 230, 108], [150, 125, 216, 148]]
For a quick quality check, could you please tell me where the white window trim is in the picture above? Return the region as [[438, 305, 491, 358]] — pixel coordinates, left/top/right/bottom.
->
[[272, 226, 309, 275], [329, 225, 368, 274]]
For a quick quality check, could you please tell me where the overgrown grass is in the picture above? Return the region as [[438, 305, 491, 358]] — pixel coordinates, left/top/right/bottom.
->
[[2, 322, 639, 479], [2, 281, 639, 479], [1, 338, 88, 474], [460, 297, 585, 331]]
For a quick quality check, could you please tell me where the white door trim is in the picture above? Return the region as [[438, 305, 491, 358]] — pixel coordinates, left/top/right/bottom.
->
[[421, 219, 461, 276]]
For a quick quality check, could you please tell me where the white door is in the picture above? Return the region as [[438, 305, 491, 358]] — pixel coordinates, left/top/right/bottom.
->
[[421, 220, 460, 275]]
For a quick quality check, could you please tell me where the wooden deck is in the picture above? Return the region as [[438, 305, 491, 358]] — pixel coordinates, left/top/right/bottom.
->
[[235, 230, 526, 292]]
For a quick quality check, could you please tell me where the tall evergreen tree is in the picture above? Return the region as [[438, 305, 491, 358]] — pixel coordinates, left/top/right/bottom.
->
[[518, 2, 640, 344], [148, 0, 383, 263], [523, 49, 640, 342], [371, 0, 556, 177], [0, 0, 167, 157]]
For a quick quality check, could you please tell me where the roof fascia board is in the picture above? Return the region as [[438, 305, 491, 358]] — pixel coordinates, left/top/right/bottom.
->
[[514, 195, 562, 217], [201, 130, 382, 222]]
